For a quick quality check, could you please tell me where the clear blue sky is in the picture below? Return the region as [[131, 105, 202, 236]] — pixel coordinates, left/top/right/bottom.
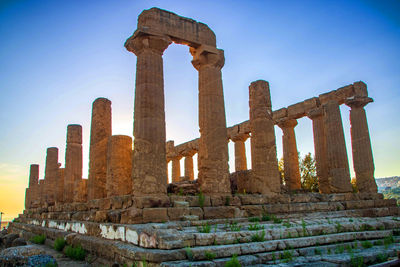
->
[[0, 0, 399, 220]]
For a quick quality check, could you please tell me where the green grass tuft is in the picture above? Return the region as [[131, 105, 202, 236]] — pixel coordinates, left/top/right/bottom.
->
[[64, 245, 86, 261], [30, 234, 46, 244], [53, 237, 66, 252]]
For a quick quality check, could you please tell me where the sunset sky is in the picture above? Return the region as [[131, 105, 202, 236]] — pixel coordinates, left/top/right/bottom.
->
[[0, 0, 399, 221]]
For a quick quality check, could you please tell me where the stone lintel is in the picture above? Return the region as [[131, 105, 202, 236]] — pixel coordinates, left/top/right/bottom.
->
[[272, 108, 287, 121], [345, 96, 373, 109]]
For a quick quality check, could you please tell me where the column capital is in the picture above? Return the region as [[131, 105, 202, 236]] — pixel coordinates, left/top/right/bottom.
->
[[307, 107, 324, 120], [230, 133, 250, 142], [125, 34, 171, 56], [345, 96, 373, 109], [277, 118, 298, 129], [190, 46, 224, 71], [181, 149, 197, 157]]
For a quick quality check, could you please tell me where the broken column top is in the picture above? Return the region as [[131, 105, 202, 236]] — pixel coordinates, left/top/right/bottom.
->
[[126, 7, 216, 50], [67, 124, 82, 144]]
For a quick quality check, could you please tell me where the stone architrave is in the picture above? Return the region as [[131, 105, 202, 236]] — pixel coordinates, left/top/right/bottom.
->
[[248, 80, 281, 194], [307, 108, 330, 193], [345, 96, 377, 193], [88, 98, 112, 200], [323, 100, 352, 193], [106, 135, 133, 197], [64, 124, 83, 203], [277, 119, 301, 190], [182, 150, 196, 181], [44, 147, 60, 204], [191, 46, 231, 195], [25, 164, 39, 209], [231, 133, 249, 172], [171, 156, 182, 183], [125, 34, 171, 196]]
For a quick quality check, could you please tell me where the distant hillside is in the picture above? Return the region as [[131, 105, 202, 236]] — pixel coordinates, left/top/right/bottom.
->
[[376, 176, 400, 189]]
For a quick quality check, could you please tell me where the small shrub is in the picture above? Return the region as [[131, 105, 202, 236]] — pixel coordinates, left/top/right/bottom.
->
[[197, 222, 211, 233], [314, 248, 322, 255], [185, 247, 193, 261], [229, 222, 242, 232], [225, 196, 231, 206], [271, 214, 282, 224], [376, 253, 388, 263], [373, 240, 383, 246], [349, 218, 354, 222], [280, 249, 293, 263], [327, 248, 331, 254], [44, 263, 58, 267], [64, 245, 86, 261], [205, 250, 216, 260], [350, 255, 364, 267], [345, 244, 352, 253], [261, 212, 271, 221], [272, 253, 276, 264], [384, 234, 394, 248], [335, 222, 343, 233], [361, 240, 373, 249], [30, 234, 46, 244], [302, 219, 308, 236], [248, 223, 264, 231], [53, 237, 66, 252], [225, 254, 241, 267], [178, 188, 184, 196], [283, 221, 291, 228], [251, 230, 265, 242], [248, 217, 260, 222], [335, 245, 345, 254], [198, 191, 205, 208], [360, 224, 373, 231], [377, 225, 385, 230]]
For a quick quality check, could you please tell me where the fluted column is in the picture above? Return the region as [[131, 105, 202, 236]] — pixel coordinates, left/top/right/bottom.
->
[[125, 34, 171, 196], [345, 96, 377, 193], [182, 150, 196, 180], [249, 80, 281, 194], [191, 46, 231, 195], [171, 156, 182, 183], [307, 108, 330, 193], [25, 164, 39, 209], [231, 133, 249, 171], [64, 124, 83, 203], [277, 119, 301, 190], [323, 100, 352, 193], [44, 147, 60, 204], [88, 98, 112, 200], [106, 135, 133, 197]]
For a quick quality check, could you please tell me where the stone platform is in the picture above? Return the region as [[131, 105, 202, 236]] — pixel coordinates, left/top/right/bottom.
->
[[8, 192, 400, 266]]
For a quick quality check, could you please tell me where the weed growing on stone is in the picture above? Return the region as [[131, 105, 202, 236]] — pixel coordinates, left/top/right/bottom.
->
[[272, 253, 276, 264], [349, 218, 354, 222], [361, 240, 373, 249], [197, 222, 211, 233], [214, 224, 217, 233], [261, 212, 271, 222], [384, 234, 394, 248], [280, 249, 293, 263], [225, 196, 231, 206], [178, 188, 184, 196], [335, 245, 345, 254], [377, 225, 385, 230], [229, 222, 242, 232], [345, 244, 353, 253], [271, 215, 282, 224], [251, 230, 265, 242], [30, 234, 46, 244], [224, 254, 240, 267], [301, 219, 308, 236], [205, 251, 216, 260], [373, 240, 383, 246], [360, 224, 373, 231], [335, 222, 343, 233], [198, 191, 205, 208], [327, 248, 331, 254], [64, 245, 86, 261], [283, 221, 291, 228], [53, 237, 66, 252], [314, 248, 322, 255], [327, 218, 332, 224], [248, 223, 264, 231], [248, 217, 260, 222], [350, 254, 363, 267], [185, 247, 194, 261], [287, 232, 292, 238], [376, 253, 388, 263]]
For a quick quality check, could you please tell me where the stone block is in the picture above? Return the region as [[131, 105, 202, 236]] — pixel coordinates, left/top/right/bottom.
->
[[133, 196, 170, 208], [173, 201, 189, 208], [353, 81, 368, 97], [111, 195, 132, 210], [94, 210, 108, 222], [272, 108, 287, 121], [203, 206, 236, 219], [319, 90, 337, 105], [167, 207, 190, 221], [120, 208, 143, 224], [184, 195, 211, 207], [189, 207, 204, 220], [107, 210, 122, 223], [239, 195, 266, 205], [74, 203, 88, 212], [287, 102, 306, 119], [142, 208, 168, 223], [290, 194, 312, 203], [336, 85, 354, 102], [88, 199, 100, 210], [98, 198, 112, 210], [242, 205, 263, 216]]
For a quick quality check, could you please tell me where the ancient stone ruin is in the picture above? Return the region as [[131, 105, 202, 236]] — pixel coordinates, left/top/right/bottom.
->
[[9, 8, 400, 266]]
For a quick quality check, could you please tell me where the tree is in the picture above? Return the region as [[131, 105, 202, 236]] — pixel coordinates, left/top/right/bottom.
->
[[299, 153, 318, 192]]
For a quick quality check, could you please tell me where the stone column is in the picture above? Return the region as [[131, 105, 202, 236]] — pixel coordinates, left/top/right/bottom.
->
[[125, 34, 171, 196], [171, 156, 182, 183], [106, 135, 133, 197], [231, 133, 249, 172], [307, 108, 330, 193], [25, 164, 39, 209], [57, 168, 65, 203], [44, 147, 60, 204], [191, 46, 231, 195], [323, 100, 352, 193], [182, 150, 196, 181], [277, 119, 301, 190], [345, 96, 377, 193], [88, 98, 112, 200], [64, 124, 83, 203], [248, 80, 281, 194]]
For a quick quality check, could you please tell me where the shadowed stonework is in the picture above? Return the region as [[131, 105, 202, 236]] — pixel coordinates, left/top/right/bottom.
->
[[13, 7, 397, 267]]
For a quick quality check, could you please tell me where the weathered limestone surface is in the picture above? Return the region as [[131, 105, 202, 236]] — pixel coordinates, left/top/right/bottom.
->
[[126, 34, 171, 196], [56, 168, 65, 203], [171, 157, 182, 183], [192, 47, 231, 195], [307, 108, 330, 193], [64, 124, 83, 203], [44, 147, 60, 204], [182, 150, 196, 181], [25, 164, 39, 208], [248, 80, 280, 194], [278, 119, 301, 190], [106, 135, 133, 197], [88, 98, 112, 200], [231, 133, 249, 172], [323, 101, 352, 193], [346, 96, 377, 193]]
